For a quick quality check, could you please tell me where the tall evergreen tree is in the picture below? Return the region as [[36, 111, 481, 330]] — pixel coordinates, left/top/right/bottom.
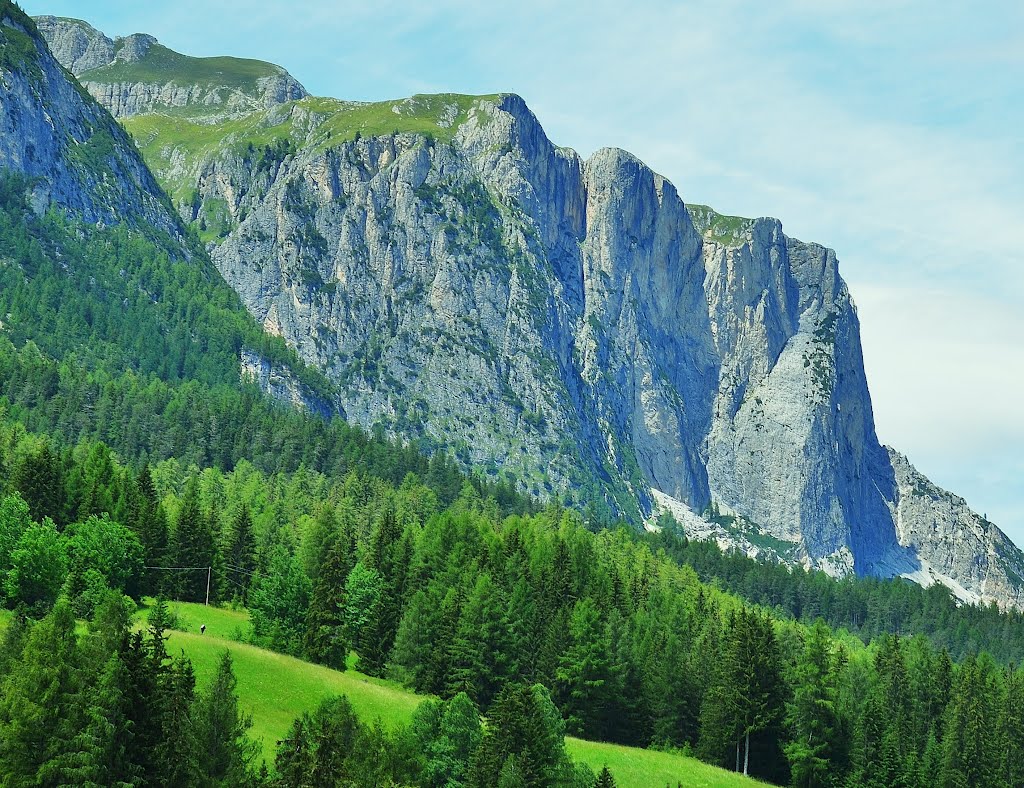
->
[[411, 692, 483, 788], [698, 609, 785, 779], [194, 651, 259, 785], [303, 533, 352, 670], [785, 619, 841, 787], [12, 442, 63, 525], [447, 573, 510, 708], [999, 666, 1024, 788], [169, 477, 218, 602], [555, 597, 616, 739], [225, 503, 257, 599], [0, 598, 83, 783]]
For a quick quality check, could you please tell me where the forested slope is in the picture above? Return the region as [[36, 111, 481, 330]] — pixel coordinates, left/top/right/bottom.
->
[[0, 415, 1022, 786]]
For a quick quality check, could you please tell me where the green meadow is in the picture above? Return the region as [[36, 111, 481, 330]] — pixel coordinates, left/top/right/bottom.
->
[[146, 601, 762, 788]]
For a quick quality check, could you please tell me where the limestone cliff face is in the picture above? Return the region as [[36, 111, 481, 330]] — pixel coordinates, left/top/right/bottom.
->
[[37, 21, 1024, 607], [34, 16, 307, 119], [0, 11, 178, 234]]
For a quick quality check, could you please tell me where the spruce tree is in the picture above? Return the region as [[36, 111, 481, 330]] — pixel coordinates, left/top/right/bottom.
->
[[1000, 666, 1024, 788], [225, 503, 257, 599], [153, 658, 202, 787], [594, 765, 617, 788], [0, 598, 83, 783], [784, 619, 840, 787], [303, 534, 351, 670], [447, 573, 509, 707], [12, 442, 63, 525], [194, 651, 259, 785], [555, 597, 615, 739], [169, 477, 217, 602]]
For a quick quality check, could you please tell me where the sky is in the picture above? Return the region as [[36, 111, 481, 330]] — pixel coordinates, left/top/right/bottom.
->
[[24, 0, 1024, 544]]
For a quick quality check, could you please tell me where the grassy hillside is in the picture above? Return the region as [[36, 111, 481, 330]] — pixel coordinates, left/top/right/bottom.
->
[[150, 602, 762, 788], [81, 43, 284, 89]]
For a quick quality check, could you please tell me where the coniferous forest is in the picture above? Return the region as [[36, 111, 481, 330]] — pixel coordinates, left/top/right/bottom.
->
[[1, 410, 1024, 786]]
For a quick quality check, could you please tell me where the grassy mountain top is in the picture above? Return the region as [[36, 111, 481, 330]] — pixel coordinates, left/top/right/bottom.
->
[[299, 93, 503, 144], [146, 601, 763, 788], [81, 42, 287, 89], [122, 92, 503, 205], [687, 203, 756, 246]]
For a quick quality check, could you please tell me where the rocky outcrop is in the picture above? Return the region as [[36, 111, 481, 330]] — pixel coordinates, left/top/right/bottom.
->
[[34, 15, 113, 74], [0, 10, 179, 234], [39, 19, 1024, 608], [886, 448, 1024, 608], [240, 349, 337, 420], [35, 16, 307, 119], [2, 10, 322, 409]]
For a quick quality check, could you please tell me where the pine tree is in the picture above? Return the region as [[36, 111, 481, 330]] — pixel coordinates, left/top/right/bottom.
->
[[133, 464, 169, 595], [303, 534, 351, 670], [999, 666, 1024, 788], [169, 477, 217, 602], [697, 609, 785, 779], [0, 598, 83, 783], [225, 503, 257, 599], [594, 765, 617, 788], [939, 655, 1001, 788], [470, 683, 570, 788], [194, 651, 259, 785], [249, 537, 312, 655], [154, 657, 202, 787], [555, 597, 616, 739], [412, 692, 483, 788], [447, 573, 510, 707], [46, 652, 141, 787], [12, 442, 63, 524], [273, 715, 312, 787], [785, 619, 840, 787]]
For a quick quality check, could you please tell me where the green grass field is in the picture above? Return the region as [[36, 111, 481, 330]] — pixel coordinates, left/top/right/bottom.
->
[[81, 44, 283, 90], [143, 601, 761, 787]]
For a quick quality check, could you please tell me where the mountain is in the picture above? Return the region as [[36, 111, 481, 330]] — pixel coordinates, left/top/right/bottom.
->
[[32, 16, 1024, 609], [34, 14, 306, 119], [0, 4, 329, 417]]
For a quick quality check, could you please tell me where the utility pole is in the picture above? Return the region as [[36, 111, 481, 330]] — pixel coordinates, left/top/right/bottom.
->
[[205, 565, 212, 606]]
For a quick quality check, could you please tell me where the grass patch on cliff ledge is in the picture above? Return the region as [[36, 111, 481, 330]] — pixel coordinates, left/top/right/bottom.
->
[[122, 92, 502, 203], [81, 43, 283, 90], [303, 92, 501, 146], [688, 203, 754, 246]]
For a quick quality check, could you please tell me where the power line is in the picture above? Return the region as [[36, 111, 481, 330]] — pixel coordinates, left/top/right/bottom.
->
[[144, 565, 212, 606]]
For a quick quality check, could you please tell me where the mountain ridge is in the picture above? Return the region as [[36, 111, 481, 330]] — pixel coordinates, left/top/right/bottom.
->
[[31, 14, 1024, 609]]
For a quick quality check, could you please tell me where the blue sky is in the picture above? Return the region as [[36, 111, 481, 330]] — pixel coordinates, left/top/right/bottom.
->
[[24, 0, 1024, 544]]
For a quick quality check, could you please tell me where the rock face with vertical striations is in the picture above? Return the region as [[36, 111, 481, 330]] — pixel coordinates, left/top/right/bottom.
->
[[1, 11, 178, 232], [36, 17, 1024, 608]]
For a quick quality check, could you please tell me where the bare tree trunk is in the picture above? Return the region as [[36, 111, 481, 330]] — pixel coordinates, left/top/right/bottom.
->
[[743, 730, 750, 777], [736, 739, 740, 772]]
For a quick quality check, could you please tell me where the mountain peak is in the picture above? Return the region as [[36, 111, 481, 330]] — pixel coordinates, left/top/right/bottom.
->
[[34, 15, 307, 119]]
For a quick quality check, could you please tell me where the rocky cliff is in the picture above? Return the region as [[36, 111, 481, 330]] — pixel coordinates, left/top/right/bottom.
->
[[36, 17, 1024, 608], [35, 16, 307, 119], [0, 9, 179, 232]]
